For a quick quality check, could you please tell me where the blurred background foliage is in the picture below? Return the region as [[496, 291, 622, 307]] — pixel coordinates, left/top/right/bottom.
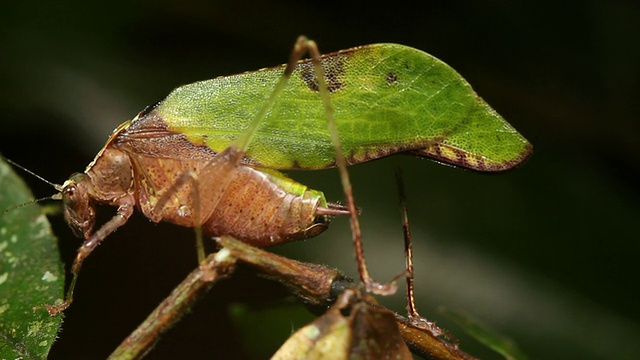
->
[[1, 1, 639, 359]]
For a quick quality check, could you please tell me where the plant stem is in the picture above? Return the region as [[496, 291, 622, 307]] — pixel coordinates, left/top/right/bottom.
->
[[108, 249, 237, 360]]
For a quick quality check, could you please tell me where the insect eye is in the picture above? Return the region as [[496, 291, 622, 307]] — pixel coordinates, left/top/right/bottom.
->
[[62, 185, 78, 204]]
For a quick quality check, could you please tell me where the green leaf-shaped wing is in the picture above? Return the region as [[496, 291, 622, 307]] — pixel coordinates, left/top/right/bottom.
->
[[157, 44, 531, 171]]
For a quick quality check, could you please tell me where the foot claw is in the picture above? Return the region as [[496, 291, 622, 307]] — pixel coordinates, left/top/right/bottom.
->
[[33, 302, 69, 316]]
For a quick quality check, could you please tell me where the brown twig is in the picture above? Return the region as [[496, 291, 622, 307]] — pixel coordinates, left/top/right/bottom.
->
[[108, 237, 474, 359], [108, 248, 237, 360]]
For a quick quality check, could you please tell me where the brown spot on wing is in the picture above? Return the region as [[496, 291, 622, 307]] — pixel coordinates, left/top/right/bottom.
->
[[298, 54, 346, 93], [386, 72, 399, 84], [345, 144, 407, 165], [412, 142, 533, 172]]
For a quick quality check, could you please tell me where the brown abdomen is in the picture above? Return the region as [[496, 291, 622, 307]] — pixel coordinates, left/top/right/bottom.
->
[[203, 165, 326, 246]]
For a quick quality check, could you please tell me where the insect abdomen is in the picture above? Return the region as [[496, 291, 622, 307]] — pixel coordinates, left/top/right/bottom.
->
[[203, 166, 327, 246]]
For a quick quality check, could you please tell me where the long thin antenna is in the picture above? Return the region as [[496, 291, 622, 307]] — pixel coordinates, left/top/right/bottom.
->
[[3, 157, 63, 191], [1, 194, 62, 216], [1, 157, 63, 215]]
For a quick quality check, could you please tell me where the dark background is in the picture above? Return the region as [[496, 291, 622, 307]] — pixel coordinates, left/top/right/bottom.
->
[[2, 1, 639, 359]]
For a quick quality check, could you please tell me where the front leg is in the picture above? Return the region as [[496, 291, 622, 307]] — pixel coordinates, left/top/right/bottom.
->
[[38, 196, 135, 315]]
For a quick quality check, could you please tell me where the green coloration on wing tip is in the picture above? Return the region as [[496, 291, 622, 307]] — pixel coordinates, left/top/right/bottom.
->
[[156, 43, 531, 172]]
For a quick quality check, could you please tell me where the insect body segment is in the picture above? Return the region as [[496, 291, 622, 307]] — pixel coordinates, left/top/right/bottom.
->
[[44, 110, 348, 315], [65, 113, 345, 248]]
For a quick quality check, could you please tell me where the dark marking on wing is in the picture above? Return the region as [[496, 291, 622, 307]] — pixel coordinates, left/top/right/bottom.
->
[[298, 54, 346, 93], [412, 142, 533, 172], [386, 72, 399, 84]]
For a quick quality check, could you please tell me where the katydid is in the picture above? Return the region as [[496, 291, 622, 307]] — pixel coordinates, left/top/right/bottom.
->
[[15, 36, 529, 315]]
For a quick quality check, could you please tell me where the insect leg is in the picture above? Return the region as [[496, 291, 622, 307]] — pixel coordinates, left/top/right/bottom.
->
[[145, 38, 344, 261], [151, 168, 208, 262], [295, 36, 397, 295], [395, 167, 444, 337], [148, 147, 245, 263], [396, 167, 420, 319], [394, 167, 419, 318], [38, 199, 135, 315]]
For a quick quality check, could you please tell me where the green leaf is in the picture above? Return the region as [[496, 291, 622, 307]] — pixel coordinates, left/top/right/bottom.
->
[[272, 290, 412, 360], [0, 157, 64, 359], [441, 308, 527, 360]]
